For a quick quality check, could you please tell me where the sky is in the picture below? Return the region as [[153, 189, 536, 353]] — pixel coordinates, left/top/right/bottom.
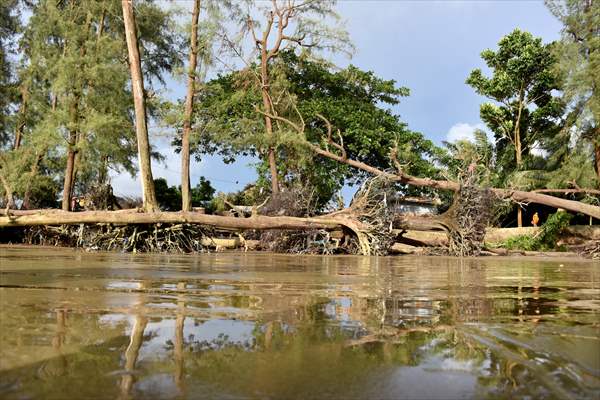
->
[[111, 0, 563, 200]]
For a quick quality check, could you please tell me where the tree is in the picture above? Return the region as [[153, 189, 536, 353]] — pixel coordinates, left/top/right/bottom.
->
[[442, 129, 495, 184], [546, 0, 600, 180], [241, 0, 351, 194], [122, 0, 158, 212], [180, 0, 201, 212], [466, 29, 563, 225], [194, 52, 443, 208], [191, 176, 215, 206], [154, 177, 181, 211], [0, 0, 20, 147], [0, 0, 21, 207]]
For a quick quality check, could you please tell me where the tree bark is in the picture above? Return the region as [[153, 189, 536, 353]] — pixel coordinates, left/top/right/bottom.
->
[[181, 0, 201, 212], [0, 210, 347, 230], [120, 315, 147, 396], [62, 147, 76, 211], [13, 85, 28, 150], [533, 188, 600, 195], [254, 10, 280, 195], [122, 0, 159, 212], [261, 54, 279, 194], [514, 90, 525, 227], [61, 98, 79, 211], [594, 140, 600, 181], [0, 174, 15, 210]]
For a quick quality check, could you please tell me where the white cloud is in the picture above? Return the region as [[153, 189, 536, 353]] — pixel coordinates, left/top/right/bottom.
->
[[446, 122, 490, 143], [530, 141, 548, 158]]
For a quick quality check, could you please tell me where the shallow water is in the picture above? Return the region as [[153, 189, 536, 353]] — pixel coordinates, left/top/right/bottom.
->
[[0, 247, 599, 399]]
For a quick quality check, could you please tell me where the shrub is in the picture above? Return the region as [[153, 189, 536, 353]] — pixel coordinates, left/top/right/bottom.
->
[[501, 211, 572, 251]]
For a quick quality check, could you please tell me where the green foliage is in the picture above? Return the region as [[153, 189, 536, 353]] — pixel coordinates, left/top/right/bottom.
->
[[0, 0, 20, 145], [502, 211, 573, 251], [191, 176, 216, 206], [546, 0, 599, 147], [209, 183, 267, 214], [194, 51, 443, 208], [0, 0, 184, 206], [23, 175, 60, 208], [442, 129, 496, 185], [154, 178, 181, 211], [466, 29, 564, 184], [154, 176, 216, 211]]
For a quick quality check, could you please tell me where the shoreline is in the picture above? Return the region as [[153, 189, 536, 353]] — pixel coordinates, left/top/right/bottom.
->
[[1, 243, 596, 263]]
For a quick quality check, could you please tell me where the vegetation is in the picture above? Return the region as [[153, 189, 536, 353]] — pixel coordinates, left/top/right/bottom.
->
[[501, 211, 573, 251], [155, 176, 216, 211], [0, 0, 598, 255]]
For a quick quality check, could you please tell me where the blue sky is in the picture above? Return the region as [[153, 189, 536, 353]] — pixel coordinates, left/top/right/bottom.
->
[[112, 0, 562, 199]]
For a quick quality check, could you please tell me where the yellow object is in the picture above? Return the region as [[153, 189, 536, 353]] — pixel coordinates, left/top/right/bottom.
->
[[532, 212, 539, 227]]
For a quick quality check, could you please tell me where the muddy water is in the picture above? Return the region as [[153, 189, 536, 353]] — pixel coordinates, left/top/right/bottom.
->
[[0, 247, 598, 399]]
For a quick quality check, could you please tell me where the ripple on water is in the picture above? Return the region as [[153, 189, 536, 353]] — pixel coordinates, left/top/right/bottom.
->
[[0, 248, 598, 399]]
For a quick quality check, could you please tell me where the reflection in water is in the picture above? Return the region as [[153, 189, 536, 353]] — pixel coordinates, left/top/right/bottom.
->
[[174, 282, 186, 393], [119, 315, 148, 398], [0, 248, 598, 399]]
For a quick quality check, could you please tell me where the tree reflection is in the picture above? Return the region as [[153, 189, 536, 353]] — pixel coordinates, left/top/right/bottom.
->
[[119, 315, 148, 398], [174, 282, 186, 393]]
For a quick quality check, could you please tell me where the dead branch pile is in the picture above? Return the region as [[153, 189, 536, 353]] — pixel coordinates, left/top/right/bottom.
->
[[421, 172, 494, 257], [258, 186, 328, 253], [84, 184, 121, 210], [258, 176, 396, 255], [445, 181, 494, 257], [259, 229, 342, 254], [260, 187, 318, 217], [580, 241, 600, 259], [341, 175, 396, 255], [23, 223, 212, 253]]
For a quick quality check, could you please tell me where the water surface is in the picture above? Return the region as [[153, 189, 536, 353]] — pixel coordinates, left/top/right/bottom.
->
[[0, 247, 599, 399]]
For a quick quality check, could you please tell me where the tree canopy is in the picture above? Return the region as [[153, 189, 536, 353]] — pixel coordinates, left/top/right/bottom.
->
[[191, 51, 443, 207]]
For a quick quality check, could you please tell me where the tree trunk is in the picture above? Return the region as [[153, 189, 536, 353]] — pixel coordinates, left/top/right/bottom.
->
[[260, 52, 279, 194], [0, 174, 15, 210], [13, 85, 28, 150], [307, 143, 600, 220], [98, 155, 109, 185], [514, 91, 524, 227], [0, 209, 348, 230], [122, 0, 159, 212], [61, 99, 79, 211], [61, 145, 76, 211], [594, 140, 600, 181], [120, 315, 148, 396], [181, 0, 201, 212]]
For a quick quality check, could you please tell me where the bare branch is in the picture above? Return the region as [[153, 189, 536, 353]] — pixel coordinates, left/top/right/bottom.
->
[[254, 105, 304, 134], [316, 114, 346, 159]]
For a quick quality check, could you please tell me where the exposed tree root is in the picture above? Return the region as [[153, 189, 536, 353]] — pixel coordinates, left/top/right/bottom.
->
[[23, 223, 213, 253], [579, 241, 600, 259], [444, 179, 494, 257]]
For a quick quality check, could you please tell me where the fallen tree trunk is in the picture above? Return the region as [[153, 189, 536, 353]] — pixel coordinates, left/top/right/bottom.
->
[[493, 188, 600, 220], [309, 143, 600, 220], [532, 188, 600, 195], [0, 209, 345, 230]]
